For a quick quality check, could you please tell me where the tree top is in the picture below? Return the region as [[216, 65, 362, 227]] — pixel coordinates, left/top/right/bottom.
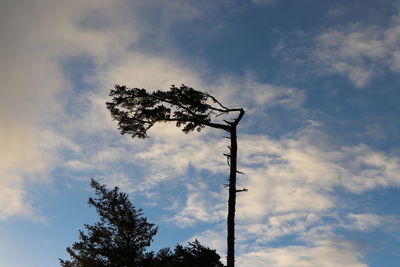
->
[[106, 84, 244, 139]]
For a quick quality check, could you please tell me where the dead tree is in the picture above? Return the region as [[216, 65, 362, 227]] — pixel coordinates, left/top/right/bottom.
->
[[106, 84, 245, 267]]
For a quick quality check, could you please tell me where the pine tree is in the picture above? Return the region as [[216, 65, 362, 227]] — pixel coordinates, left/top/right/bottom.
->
[[60, 179, 157, 267]]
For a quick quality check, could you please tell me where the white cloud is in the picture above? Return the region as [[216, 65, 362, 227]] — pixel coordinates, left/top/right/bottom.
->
[[236, 241, 367, 267], [0, 176, 31, 220], [162, 123, 399, 263], [0, 0, 123, 220], [346, 213, 382, 231], [340, 145, 400, 192], [313, 7, 400, 87], [134, 127, 228, 180], [0, 121, 48, 219], [211, 75, 305, 113], [1, 1, 399, 265], [168, 182, 226, 227], [99, 53, 203, 95], [236, 131, 400, 223], [236, 212, 321, 245], [0, 0, 218, 219]]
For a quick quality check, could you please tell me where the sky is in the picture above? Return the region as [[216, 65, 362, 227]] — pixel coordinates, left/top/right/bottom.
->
[[1, 0, 400, 266]]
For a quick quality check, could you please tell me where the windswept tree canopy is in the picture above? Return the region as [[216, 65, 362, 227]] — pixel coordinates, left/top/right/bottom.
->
[[106, 84, 243, 139]]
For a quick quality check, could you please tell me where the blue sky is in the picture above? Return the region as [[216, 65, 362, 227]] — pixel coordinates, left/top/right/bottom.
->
[[1, 0, 400, 266]]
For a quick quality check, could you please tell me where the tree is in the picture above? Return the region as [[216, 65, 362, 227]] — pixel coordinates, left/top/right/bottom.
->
[[107, 84, 245, 267], [59, 179, 158, 267], [143, 240, 224, 267], [60, 179, 224, 267]]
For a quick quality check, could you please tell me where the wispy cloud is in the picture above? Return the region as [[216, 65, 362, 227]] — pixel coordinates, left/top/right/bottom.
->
[[236, 241, 368, 267], [167, 182, 226, 227], [2, 1, 400, 265], [169, 124, 400, 265], [312, 7, 400, 87], [0, 0, 121, 219], [0, 0, 218, 219]]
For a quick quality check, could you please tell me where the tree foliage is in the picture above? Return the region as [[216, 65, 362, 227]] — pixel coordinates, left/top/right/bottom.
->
[[106, 84, 233, 139], [143, 240, 224, 267], [60, 179, 224, 267], [60, 179, 157, 267]]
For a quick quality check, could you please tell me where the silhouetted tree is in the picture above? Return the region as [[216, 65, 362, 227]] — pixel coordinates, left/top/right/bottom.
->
[[60, 179, 224, 267], [59, 179, 157, 267], [143, 240, 224, 267], [107, 84, 245, 267]]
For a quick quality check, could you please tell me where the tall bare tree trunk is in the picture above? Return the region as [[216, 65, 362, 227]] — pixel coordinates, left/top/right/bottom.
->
[[227, 126, 237, 267]]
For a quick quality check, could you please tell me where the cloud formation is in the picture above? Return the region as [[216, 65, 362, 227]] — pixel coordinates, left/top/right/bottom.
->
[[0, 0, 117, 220], [165, 124, 400, 265], [1, 1, 399, 265], [237, 241, 367, 267], [313, 7, 400, 87], [0, 0, 209, 219]]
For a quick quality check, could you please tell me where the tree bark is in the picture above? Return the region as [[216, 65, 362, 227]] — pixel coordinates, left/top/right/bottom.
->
[[227, 125, 237, 267]]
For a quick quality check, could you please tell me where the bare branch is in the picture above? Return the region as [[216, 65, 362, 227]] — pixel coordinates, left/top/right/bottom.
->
[[236, 188, 248, 193], [203, 92, 230, 111]]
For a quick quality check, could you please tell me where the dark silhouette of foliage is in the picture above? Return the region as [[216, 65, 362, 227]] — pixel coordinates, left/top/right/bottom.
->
[[59, 179, 157, 267], [143, 240, 224, 267], [106, 84, 233, 139], [107, 84, 245, 267], [60, 179, 224, 267]]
